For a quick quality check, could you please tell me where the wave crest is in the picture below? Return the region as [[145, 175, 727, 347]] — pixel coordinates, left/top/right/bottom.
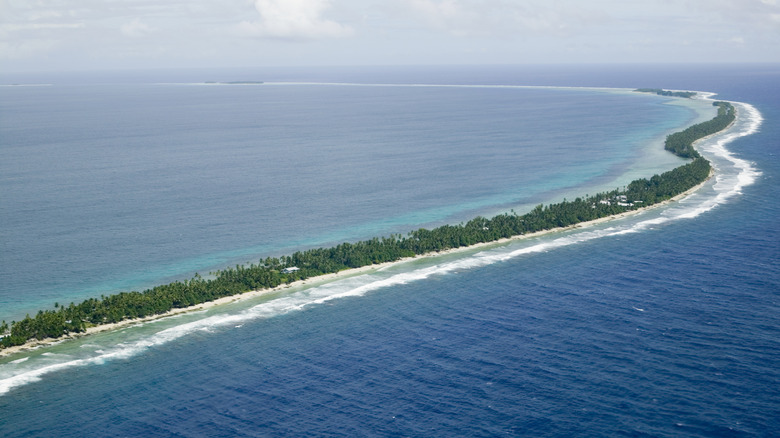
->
[[0, 97, 763, 397]]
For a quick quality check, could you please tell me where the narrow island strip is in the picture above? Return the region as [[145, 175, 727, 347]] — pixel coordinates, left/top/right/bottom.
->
[[0, 94, 736, 356]]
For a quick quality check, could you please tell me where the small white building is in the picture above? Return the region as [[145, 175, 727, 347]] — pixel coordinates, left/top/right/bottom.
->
[[281, 267, 300, 274]]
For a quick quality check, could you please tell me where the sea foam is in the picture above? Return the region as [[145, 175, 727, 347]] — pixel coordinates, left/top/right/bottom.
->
[[0, 94, 762, 398]]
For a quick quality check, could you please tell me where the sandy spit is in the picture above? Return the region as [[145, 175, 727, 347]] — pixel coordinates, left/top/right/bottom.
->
[[2, 101, 731, 358], [0, 173, 712, 359]]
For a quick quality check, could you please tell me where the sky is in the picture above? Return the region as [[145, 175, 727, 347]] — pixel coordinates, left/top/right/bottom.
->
[[1, 0, 779, 72]]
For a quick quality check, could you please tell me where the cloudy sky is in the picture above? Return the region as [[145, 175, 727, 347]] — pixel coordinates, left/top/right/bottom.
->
[[1, 0, 778, 72]]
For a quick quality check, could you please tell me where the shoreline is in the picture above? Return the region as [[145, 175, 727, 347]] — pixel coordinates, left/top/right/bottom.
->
[[0, 94, 732, 360], [0, 172, 712, 359]]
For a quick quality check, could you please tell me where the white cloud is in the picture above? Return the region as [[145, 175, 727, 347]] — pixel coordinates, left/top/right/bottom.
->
[[1, 22, 84, 31], [120, 18, 153, 38], [236, 0, 353, 40], [1, 0, 777, 71], [400, 0, 608, 38], [407, 0, 461, 23], [0, 36, 59, 60], [681, 0, 780, 33]]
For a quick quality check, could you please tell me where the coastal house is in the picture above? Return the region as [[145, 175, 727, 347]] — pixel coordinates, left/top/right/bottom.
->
[[281, 267, 300, 274]]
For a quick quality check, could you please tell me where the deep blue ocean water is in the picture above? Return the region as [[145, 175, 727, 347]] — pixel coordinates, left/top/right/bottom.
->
[[0, 64, 778, 437]]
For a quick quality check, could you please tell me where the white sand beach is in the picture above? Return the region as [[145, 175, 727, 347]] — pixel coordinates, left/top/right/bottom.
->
[[0, 171, 712, 358]]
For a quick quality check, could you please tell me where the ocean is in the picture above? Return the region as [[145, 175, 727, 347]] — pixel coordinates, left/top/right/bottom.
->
[[0, 64, 777, 437]]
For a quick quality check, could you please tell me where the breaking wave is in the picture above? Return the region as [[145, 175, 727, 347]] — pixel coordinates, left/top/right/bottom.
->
[[0, 96, 761, 397]]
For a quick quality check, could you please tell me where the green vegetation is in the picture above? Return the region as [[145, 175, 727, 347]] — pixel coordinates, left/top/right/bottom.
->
[[0, 101, 736, 351], [664, 101, 735, 158], [635, 88, 698, 98]]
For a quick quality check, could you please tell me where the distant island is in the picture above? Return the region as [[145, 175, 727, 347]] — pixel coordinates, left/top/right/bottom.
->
[[204, 81, 264, 85], [635, 88, 697, 98], [0, 93, 735, 353]]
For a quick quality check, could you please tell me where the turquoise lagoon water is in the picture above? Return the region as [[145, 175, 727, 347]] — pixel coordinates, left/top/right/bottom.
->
[[0, 65, 777, 436], [0, 79, 698, 322]]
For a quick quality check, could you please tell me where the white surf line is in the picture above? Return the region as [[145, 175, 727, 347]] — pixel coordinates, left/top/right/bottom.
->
[[0, 91, 762, 397]]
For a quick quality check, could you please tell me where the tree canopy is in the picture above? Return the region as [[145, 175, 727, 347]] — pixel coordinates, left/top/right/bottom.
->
[[635, 88, 698, 98], [0, 102, 735, 351]]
